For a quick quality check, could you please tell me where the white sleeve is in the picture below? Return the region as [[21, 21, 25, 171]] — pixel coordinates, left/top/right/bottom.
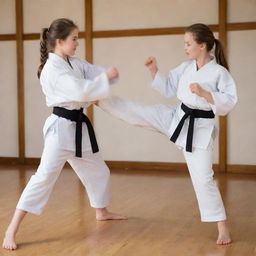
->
[[151, 61, 189, 98], [81, 60, 105, 80], [53, 71, 111, 102], [210, 68, 238, 116], [81, 59, 118, 85]]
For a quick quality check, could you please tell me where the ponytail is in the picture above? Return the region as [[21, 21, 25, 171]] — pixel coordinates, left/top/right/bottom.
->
[[185, 24, 230, 71], [37, 28, 49, 78], [214, 38, 229, 71]]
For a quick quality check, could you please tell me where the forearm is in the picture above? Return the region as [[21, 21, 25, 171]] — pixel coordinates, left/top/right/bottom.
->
[[202, 90, 214, 104], [149, 67, 158, 79]]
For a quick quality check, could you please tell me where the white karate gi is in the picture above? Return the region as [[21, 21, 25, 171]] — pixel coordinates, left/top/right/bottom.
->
[[17, 53, 111, 215], [98, 57, 237, 222]]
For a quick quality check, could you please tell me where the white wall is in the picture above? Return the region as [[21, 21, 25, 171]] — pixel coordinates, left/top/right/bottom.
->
[[228, 0, 256, 23], [23, 0, 85, 33], [0, 0, 16, 34], [228, 30, 256, 164], [93, 0, 218, 30], [0, 42, 18, 157]]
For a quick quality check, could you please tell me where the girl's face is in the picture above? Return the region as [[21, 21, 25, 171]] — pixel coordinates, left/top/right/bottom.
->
[[56, 28, 79, 57], [184, 32, 206, 60]]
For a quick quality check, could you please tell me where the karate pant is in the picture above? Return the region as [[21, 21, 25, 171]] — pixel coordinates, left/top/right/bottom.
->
[[16, 128, 110, 215], [99, 97, 226, 222]]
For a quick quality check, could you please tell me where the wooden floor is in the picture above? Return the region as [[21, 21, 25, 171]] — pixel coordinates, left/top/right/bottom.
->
[[0, 165, 255, 256]]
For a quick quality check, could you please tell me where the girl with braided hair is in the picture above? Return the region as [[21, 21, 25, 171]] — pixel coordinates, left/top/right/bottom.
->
[[3, 18, 127, 250]]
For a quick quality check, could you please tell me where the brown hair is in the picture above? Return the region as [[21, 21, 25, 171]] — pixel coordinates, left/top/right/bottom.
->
[[185, 23, 229, 70], [37, 18, 78, 78]]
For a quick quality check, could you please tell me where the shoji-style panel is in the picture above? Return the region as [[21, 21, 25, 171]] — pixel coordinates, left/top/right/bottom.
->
[[228, 0, 256, 23], [23, 0, 85, 33], [228, 30, 256, 164], [93, 0, 218, 30], [0, 0, 16, 34], [0, 42, 18, 156]]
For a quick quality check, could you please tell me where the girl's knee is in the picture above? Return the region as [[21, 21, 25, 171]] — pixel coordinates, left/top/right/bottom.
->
[[31, 170, 59, 185], [101, 166, 110, 180]]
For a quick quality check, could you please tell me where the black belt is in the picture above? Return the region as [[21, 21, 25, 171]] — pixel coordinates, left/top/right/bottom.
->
[[170, 103, 215, 152], [53, 107, 99, 157]]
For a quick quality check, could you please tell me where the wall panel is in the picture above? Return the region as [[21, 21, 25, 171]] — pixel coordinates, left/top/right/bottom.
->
[[23, 0, 85, 33], [228, 30, 256, 164], [228, 0, 256, 23], [0, 42, 18, 156], [0, 0, 16, 34], [93, 0, 218, 30]]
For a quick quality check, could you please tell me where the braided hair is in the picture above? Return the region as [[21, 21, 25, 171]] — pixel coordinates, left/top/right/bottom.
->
[[37, 18, 78, 78]]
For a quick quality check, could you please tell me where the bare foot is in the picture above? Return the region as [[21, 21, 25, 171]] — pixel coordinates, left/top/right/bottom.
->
[[96, 208, 128, 221], [2, 231, 17, 250], [2, 209, 26, 250], [216, 221, 232, 245]]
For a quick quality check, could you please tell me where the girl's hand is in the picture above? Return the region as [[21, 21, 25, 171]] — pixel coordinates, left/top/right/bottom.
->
[[190, 83, 214, 104], [144, 56, 158, 78], [190, 83, 205, 97], [106, 67, 119, 80]]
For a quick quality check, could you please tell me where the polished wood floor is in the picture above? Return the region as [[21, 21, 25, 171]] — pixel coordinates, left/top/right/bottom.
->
[[0, 165, 255, 256]]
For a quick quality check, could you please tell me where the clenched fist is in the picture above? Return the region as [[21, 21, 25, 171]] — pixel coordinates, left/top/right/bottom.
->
[[106, 67, 119, 80], [144, 56, 158, 75], [190, 83, 214, 104], [190, 83, 205, 97]]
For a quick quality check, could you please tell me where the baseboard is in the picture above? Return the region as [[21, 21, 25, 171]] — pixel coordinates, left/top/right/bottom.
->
[[24, 158, 72, 168], [0, 157, 255, 174], [105, 160, 189, 171], [0, 157, 20, 165], [227, 164, 256, 174]]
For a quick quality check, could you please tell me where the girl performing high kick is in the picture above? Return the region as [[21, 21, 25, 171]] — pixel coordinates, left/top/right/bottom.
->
[[98, 23, 237, 245]]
